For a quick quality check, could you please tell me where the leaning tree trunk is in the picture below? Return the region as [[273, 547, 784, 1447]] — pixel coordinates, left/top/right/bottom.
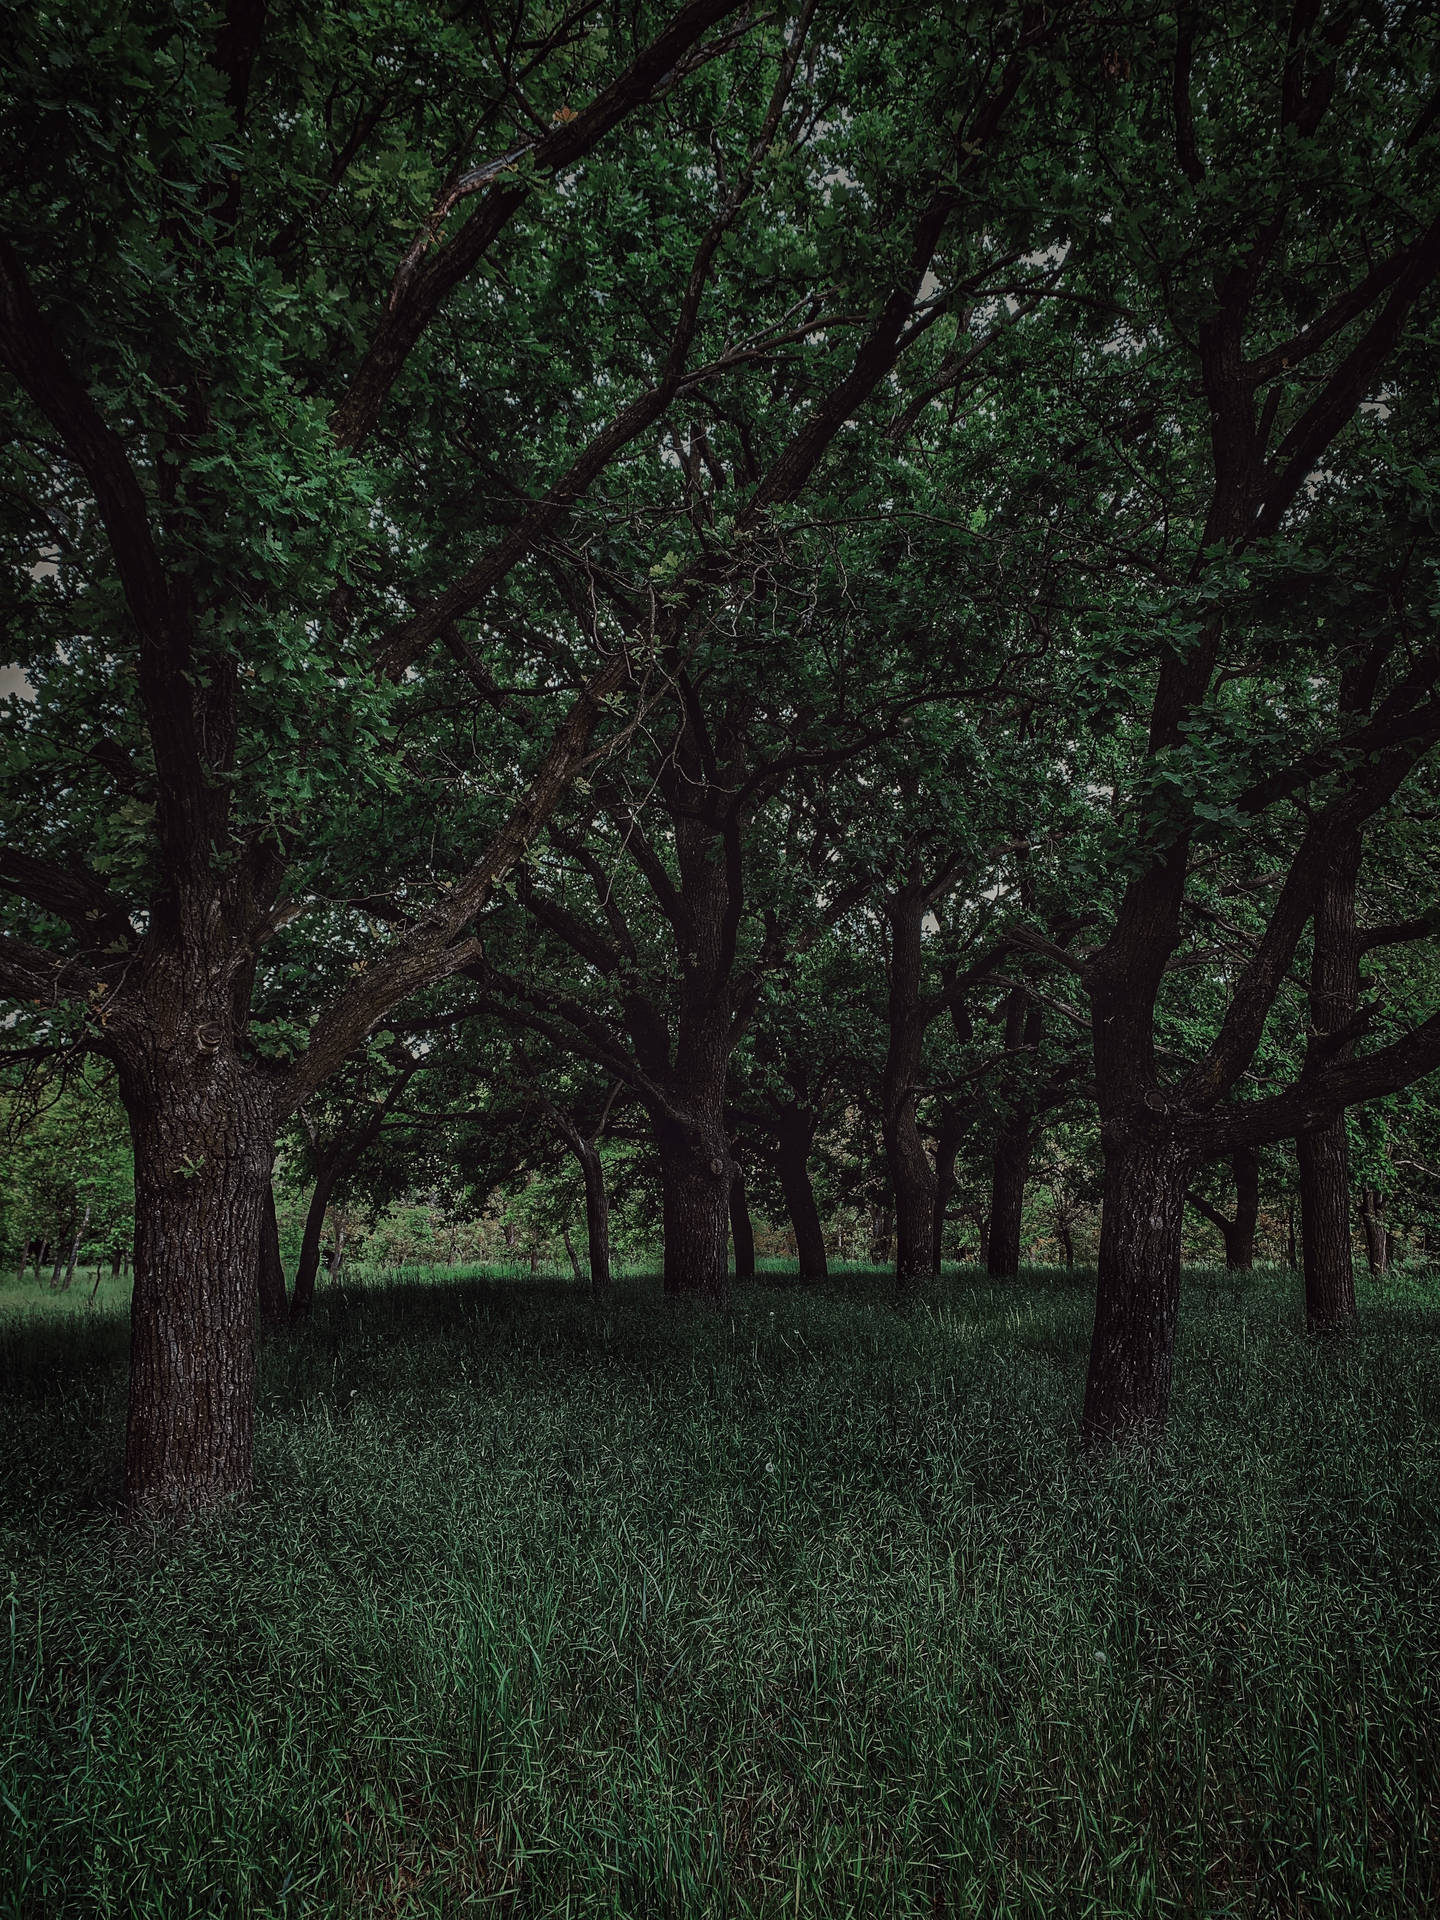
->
[[289, 1162, 338, 1324], [775, 1107, 827, 1280], [58, 1206, 90, 1292], [986, 1118, 1031, 1279], [1081, 1129, 1194, 1446], [117, 1050, 275, 1515], [729, 1166, 756, 1280], [256, 1178, 288, 1328], [575, 1134, 612, 1294], [1298, 1121, 1355, 1329]]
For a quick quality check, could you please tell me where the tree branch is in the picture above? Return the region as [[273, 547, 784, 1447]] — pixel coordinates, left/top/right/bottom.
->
[[331, 0, 752, 450]]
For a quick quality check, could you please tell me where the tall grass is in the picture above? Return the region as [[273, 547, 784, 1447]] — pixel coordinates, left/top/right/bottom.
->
[[3, 1264, 1440, 1916]]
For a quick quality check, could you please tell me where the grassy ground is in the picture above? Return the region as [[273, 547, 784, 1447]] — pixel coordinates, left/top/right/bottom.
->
[[3, 1264, 1440, 1918]]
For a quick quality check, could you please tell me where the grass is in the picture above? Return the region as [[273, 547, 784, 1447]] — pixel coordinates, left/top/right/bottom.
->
[[3, 1262, 1440, 1917]]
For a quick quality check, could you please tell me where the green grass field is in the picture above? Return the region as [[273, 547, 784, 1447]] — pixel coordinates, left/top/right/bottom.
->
[[4, 1264, 1440, 1917]]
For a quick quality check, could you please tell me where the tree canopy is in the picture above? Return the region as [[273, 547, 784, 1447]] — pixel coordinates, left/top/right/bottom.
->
[[3, 0, 1440, 1513]]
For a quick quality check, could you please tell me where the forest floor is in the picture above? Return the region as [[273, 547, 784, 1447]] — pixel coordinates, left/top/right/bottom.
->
[[3, 1263, 1439, 1917]]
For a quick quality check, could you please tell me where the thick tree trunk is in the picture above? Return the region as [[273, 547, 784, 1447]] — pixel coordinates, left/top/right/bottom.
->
[[1225, 1146, 1259, 1270], [729, 1165, 756, 1280], [655, 1110, 732, 1300], [1298, 1120, 1355, 1329], [119, 1059, 274, 1515], [775, 1109, 827, 1280], [986, 1119, 1031, 1278], [289, 1164, 337, 1324], [1081, 1131, 1193, 1445], [256, 1179, 288, 1327], [886, 1112, 935, 1284]]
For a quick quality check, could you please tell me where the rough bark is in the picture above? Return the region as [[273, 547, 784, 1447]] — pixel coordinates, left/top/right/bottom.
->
[[774, 1105, 827, 1279], [256, 1178, 288, 1327], [1299, 1121, 1355, 1329], [729, 1165, 756, 1280], [1227, 1146, 1260, 1270], [1298, 827, 1363, 1330], [118, 1051, 275, 1516], [986, 1119, 1031, 1279], [1081, 1131, 1195, 1445], [656, 1107, 732, 1300]]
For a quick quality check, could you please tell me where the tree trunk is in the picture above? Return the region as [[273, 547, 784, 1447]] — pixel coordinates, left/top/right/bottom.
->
[[256, 1178, 288, 1328], [986, 1119, 1031, 1278], [1081, 1131, 1193, 1445], [1359, 1185, 1389, 1277], [1298, 1120, 1355, 1329], [119, 1059, 274, 1515], [886, 1110, 935, 1284], [868, 1203, 893, 1268], [327, 1217, 347, 1279], [1225, 1145, 1259, 1270], [775, 1108, 827, 1280], [729, 1165, 756, 1280], [59, 1205, 91, 1292], [561, 1224, 583, 1283], [289, 1164, 337, 1324], [576, 1134, 612, 1294], [882, 884, 936, 1286], [655, 1110, 731, 1300], [931, 1105, 968, 1277], [1298, 825, 1363, 1331]]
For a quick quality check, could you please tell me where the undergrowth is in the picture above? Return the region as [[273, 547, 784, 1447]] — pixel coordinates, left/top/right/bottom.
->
[[4, 1265, 1440, 1917]]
